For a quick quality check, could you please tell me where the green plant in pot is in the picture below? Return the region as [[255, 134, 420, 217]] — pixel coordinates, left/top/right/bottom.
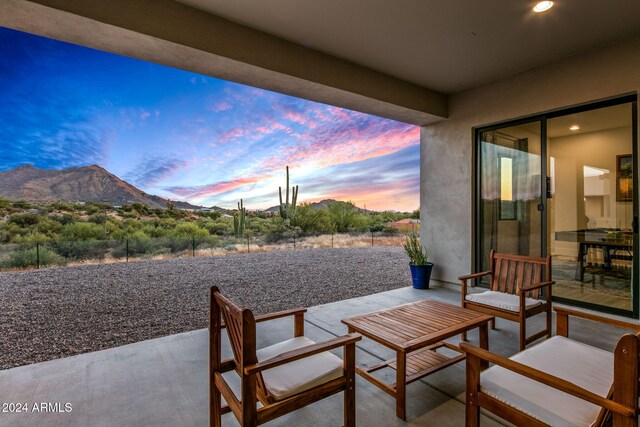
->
[[403, 233, 433, 289]]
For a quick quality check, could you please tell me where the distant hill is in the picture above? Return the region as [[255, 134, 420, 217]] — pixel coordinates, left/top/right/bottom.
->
[[0, 165, 199, 209], [264, 199, 372, 213]]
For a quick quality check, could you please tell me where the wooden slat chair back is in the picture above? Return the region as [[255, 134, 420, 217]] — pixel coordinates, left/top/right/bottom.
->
[[460, 250, 554, 350], [209, 286, 361, 427], [489, 251, 549, 299], [462, 307, 640, 427], [214, 291, 270, 403]]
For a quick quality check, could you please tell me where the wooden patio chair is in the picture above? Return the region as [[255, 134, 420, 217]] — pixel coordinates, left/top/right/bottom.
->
[[459, 250, 554, 350], [461, 306, 640, 427], [209, 286, 361, 427]]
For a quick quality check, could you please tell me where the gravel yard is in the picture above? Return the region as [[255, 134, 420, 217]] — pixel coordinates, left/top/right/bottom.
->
[[0, 246, 409, 370]]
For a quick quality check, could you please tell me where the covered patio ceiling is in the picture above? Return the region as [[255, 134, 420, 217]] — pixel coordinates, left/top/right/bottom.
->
[[2, 0, 640, 126]]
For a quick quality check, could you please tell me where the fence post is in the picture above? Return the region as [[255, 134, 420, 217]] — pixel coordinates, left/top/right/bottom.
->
[[126, 238, 129, 263], [293, 232, 296, 249], [371, 232, 374, 247], [246, 235, 250, 253], [331, 233, 334, 248], [192, 236, 196, 257], [36, 243, 40, 269]]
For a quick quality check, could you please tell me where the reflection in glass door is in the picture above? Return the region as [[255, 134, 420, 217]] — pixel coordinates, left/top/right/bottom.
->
[[478, 121, 544, 273], [548, 102, 635, 314]]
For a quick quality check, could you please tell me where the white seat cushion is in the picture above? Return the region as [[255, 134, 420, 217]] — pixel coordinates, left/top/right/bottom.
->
[[481, 336, 613, 427], [465, 290, 542, 312], [257, 336, 343, 401]]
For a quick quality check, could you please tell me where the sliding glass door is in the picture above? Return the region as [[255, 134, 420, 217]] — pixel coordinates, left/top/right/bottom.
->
[[547, 102, 636, 315], [476, 96, 638, 317]]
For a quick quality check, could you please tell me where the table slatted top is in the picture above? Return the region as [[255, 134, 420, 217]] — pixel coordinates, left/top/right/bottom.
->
[[341, 299, 492, 351]]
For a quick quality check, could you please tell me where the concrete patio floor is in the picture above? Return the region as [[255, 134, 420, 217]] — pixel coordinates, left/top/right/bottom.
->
[[0, 284, 631, 427]]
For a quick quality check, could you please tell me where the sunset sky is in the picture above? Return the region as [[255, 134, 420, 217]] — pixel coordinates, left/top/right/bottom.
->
[[0, 27, 419, 211]]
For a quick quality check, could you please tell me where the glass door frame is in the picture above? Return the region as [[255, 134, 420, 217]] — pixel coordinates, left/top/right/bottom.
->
[[473, 94, 639, 318]]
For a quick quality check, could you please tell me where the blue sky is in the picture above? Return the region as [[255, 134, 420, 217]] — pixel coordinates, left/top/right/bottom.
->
[[0, 26, 419, 211]]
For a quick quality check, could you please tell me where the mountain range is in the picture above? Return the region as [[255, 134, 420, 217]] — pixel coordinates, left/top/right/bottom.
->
[[264, 199, 372, 213], [0, 165, 381, 213], [0, 165, 198, 209]]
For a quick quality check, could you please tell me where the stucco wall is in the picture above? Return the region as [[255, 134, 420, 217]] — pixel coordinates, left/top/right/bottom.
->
[[421, 35, 640, 284]]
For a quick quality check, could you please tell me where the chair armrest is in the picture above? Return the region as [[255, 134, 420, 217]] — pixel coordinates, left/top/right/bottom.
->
[[458, 271, 491, 282], [254, 308, 307, 323], [554, 307, 640, 334], [518, 281, 555, 293], [244, 333, 362, 375], [459, 342, 636, 418]]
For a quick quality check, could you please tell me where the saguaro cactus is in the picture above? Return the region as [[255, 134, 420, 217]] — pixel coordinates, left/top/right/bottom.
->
[[233, 199, 246, 238], [278, 166, 298, 225]]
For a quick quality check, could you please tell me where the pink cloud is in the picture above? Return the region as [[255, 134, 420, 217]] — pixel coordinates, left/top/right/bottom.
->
[[256, 120, 289, 135], [213, 102, 232, 112], [256, 122, 419, 173], [284, 111, 307, 125], [169, 175, 262, 199], [305, 178, 419, 212], [218, 127, 246, 143]]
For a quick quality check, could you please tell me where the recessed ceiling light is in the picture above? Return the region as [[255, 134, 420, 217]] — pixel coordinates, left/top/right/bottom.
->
[[569, 125, 580, 131], [533, 1, 554, 13]]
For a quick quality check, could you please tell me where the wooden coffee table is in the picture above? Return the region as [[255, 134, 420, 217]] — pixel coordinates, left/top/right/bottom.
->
[[342, 299, 493, 420]]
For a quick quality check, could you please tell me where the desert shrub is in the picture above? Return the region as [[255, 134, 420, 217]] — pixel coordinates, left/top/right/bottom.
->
[[128, 238, 166, 257], [143, 223, 171, 238], [121, 218, 145, 233], [0, 229, 10, 244], [130, 203, 149, 215], [173, 222, 209, 238], [290, 203, 334, 234], [35, 217, 63, 236], [51, 201, 76, 212], [246, 217, 282, 234], [88, 213, 108, 224], [60, 222, 106, 241], [263, 232, 292, 244], [3, 246, 64, 268], [195, 235, 219, 249], [369, 223, 386, 232], [382, 225, 401, 234], [82, 205, 97, 215], [13, 231, 51, 244], [326, 201, 365, 232], [49, 213, 78, 226], [8, 213, 40, 227], [196, 211, 221, 220], [161, 236, 192, 253], [1, 223, 23, 242], [109, 230, 126, 240], [52, 240, 111, 260], [111, 233, 171, 258], [12, 200, 32, 209], [204, 218, 233, 235]]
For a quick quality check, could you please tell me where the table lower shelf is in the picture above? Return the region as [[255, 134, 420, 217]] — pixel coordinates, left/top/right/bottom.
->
[[358, 341, 465, 391]]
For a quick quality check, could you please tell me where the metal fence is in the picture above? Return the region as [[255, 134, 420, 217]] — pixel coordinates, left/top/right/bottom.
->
[[0, 231, 403, 270]]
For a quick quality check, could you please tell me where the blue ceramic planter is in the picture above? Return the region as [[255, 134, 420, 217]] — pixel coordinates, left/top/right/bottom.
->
[[409, 263, 433, 289]]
